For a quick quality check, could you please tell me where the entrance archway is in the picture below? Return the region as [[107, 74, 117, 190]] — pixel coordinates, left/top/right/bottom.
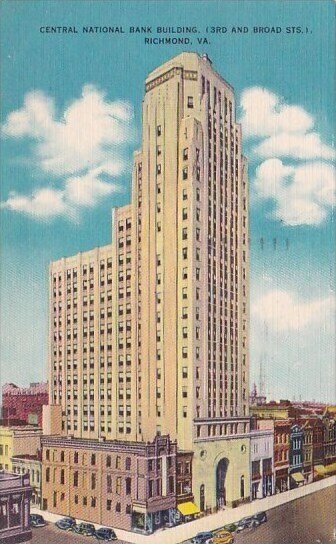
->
[[216, 458, 229, 508]]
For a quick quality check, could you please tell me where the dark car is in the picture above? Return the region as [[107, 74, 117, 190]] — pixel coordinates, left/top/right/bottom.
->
[[29, 514, 47, 527], [236, 516, 260, 531], [223, 523, 237, 533], [253, 511, 267, 524], [95, 527, 118, 541], [191, 532, 214, 544], [55, 516, 77, 530], [73, 522, 96, 536]]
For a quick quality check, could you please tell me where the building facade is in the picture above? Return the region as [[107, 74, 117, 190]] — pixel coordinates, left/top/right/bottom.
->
[[250, 420, 274, 500], [274, 420, 290, 493], [45, 52, 250, 516], [11, 454, 42, 507], [289, 424, 304, 489], [2, 383, 48, 427], [41, 434, 194, 533], [0, 427, 42, 472], [0, 472, 32, 544]]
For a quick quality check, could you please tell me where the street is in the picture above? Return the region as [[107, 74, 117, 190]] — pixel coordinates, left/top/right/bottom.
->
[[30, 524, 130, 544], [184, 485, 336, 544], [29, 485, 336, 544]]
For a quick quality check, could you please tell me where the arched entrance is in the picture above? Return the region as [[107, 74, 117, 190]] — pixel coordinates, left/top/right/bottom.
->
[[216, 458, 229, 508]]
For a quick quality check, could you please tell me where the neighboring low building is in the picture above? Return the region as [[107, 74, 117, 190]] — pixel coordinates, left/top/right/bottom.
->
[[250, 419, 274, 500], [41, 434, 196, 533], [0, 426, 42, 472], [289, 423, 304, 489], [274, 420, 291, 493], [250, 400, 300, 421], [2, 383, 48, 427], [12, 454, 42, 507], [0, 471, 32, 543]]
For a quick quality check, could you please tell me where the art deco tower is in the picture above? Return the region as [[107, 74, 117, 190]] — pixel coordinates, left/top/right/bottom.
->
[[132, 52, 250, 507]]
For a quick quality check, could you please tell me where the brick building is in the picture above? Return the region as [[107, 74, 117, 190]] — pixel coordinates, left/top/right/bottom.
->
[[41, 434, 194, 533], [2, 383, 48, 427]]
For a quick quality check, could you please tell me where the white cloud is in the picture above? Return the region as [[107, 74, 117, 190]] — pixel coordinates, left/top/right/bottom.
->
[[1, 85, 134, 220], [2, 85, 134, 175], [240, 87, 314, 139], [0, 188, 69, 219], [254, 158, 335, 225], [252, 289, 335, 332], [254, 131, 335, 161], [240, 87, 335, 161]]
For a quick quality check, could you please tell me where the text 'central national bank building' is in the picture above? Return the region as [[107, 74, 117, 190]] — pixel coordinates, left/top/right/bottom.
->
[[44, 52, 250, 529]]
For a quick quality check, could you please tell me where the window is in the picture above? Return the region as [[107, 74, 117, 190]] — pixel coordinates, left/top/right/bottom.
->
[[60, 469, 65, 485], [73, 471, 78, 487], [106, 455, 111, 468], [183, 147, 188, 160], [157, 125, 162, 136], [116, 477, 121, 494], [187, 96, 194, 108], [107, 499, 112, 511], [46, 467, 50, 483], [125, 457, 131, 470], [60, 451, 65, 462], [157, 145, 162, 156], [74, 451, 79, 464], [182, 167, 188, 180], [126, 477, 131, 495], [116, 456, 121, 469], [91, 454, 96, 466], [157, 164, 161, 175]]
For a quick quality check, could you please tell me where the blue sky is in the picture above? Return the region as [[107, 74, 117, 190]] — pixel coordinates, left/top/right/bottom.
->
[[0, 0, 335, 402]]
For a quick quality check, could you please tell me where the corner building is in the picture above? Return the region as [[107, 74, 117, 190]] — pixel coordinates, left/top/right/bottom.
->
[[47, 52, 250, 518]]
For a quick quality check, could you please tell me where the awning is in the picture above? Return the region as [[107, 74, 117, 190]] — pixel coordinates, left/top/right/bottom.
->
[[291, 472, 305, 483], [323, 462, 336, 475], [314, 465, 326, 475], [177, 502, 200, 516]]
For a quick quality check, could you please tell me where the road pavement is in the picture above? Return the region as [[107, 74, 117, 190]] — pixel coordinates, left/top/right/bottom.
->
[[184, 485, 336, 544], [30, 485, 336, 544]]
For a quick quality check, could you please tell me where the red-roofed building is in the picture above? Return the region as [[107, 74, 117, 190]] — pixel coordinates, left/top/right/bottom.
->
[[2, 383, 48, 427]]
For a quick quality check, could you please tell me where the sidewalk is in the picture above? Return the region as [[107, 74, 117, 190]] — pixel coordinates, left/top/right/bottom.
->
[[31, 475, 336, 544]]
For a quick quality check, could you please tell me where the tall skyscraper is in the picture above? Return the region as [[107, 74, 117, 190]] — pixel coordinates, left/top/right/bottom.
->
[[48, 52, 250, 511]]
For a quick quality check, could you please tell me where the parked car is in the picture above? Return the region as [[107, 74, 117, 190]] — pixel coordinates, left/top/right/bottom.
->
[[253, 511, 267, 524], [29, 514, 47, 527], [191, 531, 214, 544], [206, 530, 234, 544], [236, 516, 260, 531], [223, 523, 237, 533], [73, 522, 96, 536], [55, 516, 77, 530], [95, 527, 118, 541]]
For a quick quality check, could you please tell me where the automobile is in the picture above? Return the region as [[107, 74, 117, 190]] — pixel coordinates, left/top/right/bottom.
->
[[191, 531, 214, 543], [73, 522, 96, 536], [253, 511, 267, 524], [236, 516, 260, 531], [29, 514, 47, 527], [223, 523, 237, 533], [55, 516, 77, 530], [205, 530, 234, 544], [95, 527, 118, 541]]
